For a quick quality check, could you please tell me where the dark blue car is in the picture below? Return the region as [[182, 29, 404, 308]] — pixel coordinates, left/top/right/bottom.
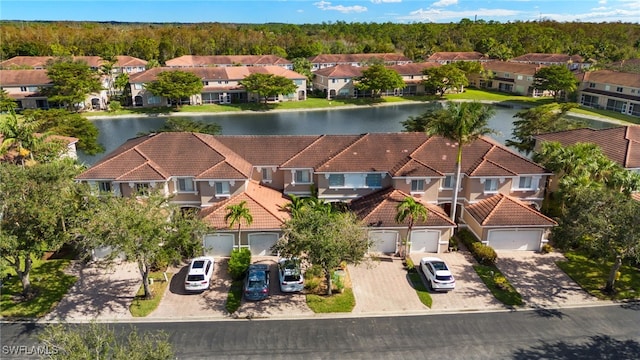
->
[[244, 264, 270, 301]]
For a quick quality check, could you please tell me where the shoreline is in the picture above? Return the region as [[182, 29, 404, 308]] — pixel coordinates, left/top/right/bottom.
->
[[86, 99, 630, 126]]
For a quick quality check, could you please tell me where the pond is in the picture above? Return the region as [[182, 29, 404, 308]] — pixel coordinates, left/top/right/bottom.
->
[[80, 103, 615, 165]]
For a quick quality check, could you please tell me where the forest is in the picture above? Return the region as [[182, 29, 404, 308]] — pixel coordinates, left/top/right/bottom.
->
[[1, 20, 639, 67]]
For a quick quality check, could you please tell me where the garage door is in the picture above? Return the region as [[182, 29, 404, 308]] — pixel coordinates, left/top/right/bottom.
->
[[487, 229, 542, 251], [410, 230, 440, 253], [368, 230, 398, 254], [203, 234, 235, 257], [249, 233, 278, 256]]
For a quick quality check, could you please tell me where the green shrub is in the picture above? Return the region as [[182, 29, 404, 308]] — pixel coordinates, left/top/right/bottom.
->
[[304, 264, 323, 280], [304, 278, 321, 292], [471, 242, 497, 266], [225, 280, 243, 313], [457, 228, 479, 249], [404, 257, 416, 273], [332, 271, 345, 293], [448, 236, 459, 251], [227, 248, 251, 280], [540, 243, 553, 254], [108, 101, 122, 112]]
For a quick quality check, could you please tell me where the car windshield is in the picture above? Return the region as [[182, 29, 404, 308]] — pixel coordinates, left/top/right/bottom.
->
[[283, 274, 300, 282], [192, 260, 205, 269], [436, 275, 453, 281], [431, 261, 448, 271], [187, 274, 205, 282]]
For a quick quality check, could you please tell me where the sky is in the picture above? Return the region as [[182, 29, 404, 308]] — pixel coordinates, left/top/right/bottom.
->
[[0, 0, 639, 24]]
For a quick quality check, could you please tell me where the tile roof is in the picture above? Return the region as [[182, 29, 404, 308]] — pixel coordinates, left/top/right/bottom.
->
[[350, 187, 455, 228], [313, 64, 364, 78], [165, 55, 291, 67], [535, 126, 640, 168], [510, 53, 584, 64], [216, 135, 321, 165], [0, 55, 146, 69], [0, 69, 51, 86], [129, 66, 305, 83], [308, 53, 411, 64], [579, 70, 640, 88], [385, 62, 440, 74], [426, 52, 488, 61], [199, 181, 291, 230], [465, 193, 557, 227], [482, 61, 542, 75], [281, 134, 363, 169]]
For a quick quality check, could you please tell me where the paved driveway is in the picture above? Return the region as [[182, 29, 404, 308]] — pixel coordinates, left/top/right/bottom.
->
[[496, 251, 597, 308], [410, 251, 502, 312], [150, 257, 312, 319], [44, 260, 140, 321]]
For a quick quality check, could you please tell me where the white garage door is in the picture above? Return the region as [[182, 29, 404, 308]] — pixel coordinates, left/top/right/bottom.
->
[[249, 233, 278, 256], [487, 229, 542, 251], [368, 230, 398, 254], [203, 234, 235, 257], [410, 230, 440, 253]]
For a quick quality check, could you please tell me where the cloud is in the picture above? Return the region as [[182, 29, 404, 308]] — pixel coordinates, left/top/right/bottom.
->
[[314, 1, 368, 13], [371, 0, 402, 3], [432, 0, 458, 7], [399, 7, 519, 22]]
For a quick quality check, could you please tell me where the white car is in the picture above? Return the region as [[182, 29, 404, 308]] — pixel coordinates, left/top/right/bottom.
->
[[184, 256, 215, 292], [278, 258, 304, 293], [420, 257, 455, 292]]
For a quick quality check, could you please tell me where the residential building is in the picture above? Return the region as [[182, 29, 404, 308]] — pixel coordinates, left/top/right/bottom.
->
[[76, 132, 554, 254], [308, 53, 412, 72], [0, 69, 52, 110], [469, 61, 547, 96], [575, 70, 640, 117], [0, 55, 147, 74], [425, 52, 491, 64], [165, 55, 292, 70], [127, 66, 307, 107], [509, 53, 588, 71]]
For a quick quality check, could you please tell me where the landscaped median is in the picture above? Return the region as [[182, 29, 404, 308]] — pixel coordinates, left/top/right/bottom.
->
[[405, 257, 433, 308], [129, 271, 174, 317]]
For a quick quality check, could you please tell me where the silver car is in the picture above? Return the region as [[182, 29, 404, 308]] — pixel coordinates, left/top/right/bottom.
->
[[420, 257, 455, 292], [278, 258, 304, 293], [184, 256, 215, 292]]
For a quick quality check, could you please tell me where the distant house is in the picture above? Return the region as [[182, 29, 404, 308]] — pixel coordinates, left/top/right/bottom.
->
[[387, 63, 440, 96], [0, 69, 52, 110], [575, 70, 640, 117], [425, 52, 490, 64], [165, 55, 292, 70], [308, 53, 412, 72], [75, 132, 554, 254], [469, 61, 547, 96], [128, 66, 307, 106], [509, 53, 588, 71], [0, 55, 147, 74]]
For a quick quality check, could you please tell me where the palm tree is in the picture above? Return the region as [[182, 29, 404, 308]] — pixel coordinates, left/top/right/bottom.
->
[[422, 101, 496, 222], [224, 201, 253, 247], [280, 194, 307, 218], [395, 196, 428, 260], [0, 110, 42, 166]]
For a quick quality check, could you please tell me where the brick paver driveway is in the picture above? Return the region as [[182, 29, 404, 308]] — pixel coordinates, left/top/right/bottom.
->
[[410, 251, 502, 312], [496, 251, 597, 308]]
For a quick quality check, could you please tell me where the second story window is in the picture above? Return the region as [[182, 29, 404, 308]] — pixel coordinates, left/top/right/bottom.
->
[[365, 173, 382, 188], [176, 177, 195, 192], [215, 181, 230, 196], [261, 168, 272, 183], [294, 170, 311, 184], [484, 179, 498, 193], [514, 176, 537, 191], [329, 174, 345, 187], [442, 175, 454, 189], [616, 87, 623, 92], [20, 86, 27, 92], [589, 82, 596, 88], [411, 179, 425, 192]]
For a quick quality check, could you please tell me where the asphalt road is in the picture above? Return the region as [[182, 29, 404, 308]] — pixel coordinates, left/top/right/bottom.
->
[[2, 303, 639, 360]]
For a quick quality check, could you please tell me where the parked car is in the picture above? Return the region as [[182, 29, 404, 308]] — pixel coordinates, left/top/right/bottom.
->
[[278, 258, 304, 293], [184, 256, 215, 292], [244, 264, 270, 301], [420, 257, 455, 292]]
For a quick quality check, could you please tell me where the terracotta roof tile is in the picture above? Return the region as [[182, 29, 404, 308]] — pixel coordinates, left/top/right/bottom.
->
[[0, 69, 51, 86], [581, 70, 640, 88], [350, 187, 455, 227], [282, 134, 363, 169], [308, 53, 411, 64], [217, 135, 321, 165], [118, 162, 168, 181], [392, 159, 442, 177], [426, 52, 488, 61], [510, 53, 584, 64], [465, 193, 557, 226], [387, 63, 440, 74], [199, 181, 291, 229], [482, 61, 542, 75], [129, 66, 304, 83], [313, 64, 364, 78], [0, 55, 147, 69], [165, 55, 291, 67]]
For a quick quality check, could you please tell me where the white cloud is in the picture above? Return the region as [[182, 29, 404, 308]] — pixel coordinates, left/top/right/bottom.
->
[[314, 1, 368, 13], [371, 0, 402, 3], [598, 0, 607, 4], [432, 0, 458, 7], [399, 7, 519, 22], [540, 7, 640, 22]]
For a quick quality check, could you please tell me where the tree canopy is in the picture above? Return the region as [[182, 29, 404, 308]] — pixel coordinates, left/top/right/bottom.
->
[[354, 64, 405, 98], [144, 70, 204, 108], [395, 196, 428, 259], [0, 89, 18, 112], [138, 117, 222, 136], [533, 65, 579, 100], [239, 73, 298, 104], [42, 59, 103, 112], [422, 64, 468, 96]]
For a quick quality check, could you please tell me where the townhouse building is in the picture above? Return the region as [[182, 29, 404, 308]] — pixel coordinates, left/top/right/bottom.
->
[[0, 69, 52, 110], [469, 61, 547, 96], [308, 53, 412, 72], [575, 70, 640, 117], [165, 55, 292, 70], [76, 132, 556, 257], [127, 66, 307, 106], [509, 53, 589, 71], [0, 55, 147, 74], [425, 52, 491, 64]]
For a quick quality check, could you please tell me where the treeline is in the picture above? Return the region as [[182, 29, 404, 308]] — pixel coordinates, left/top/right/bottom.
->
[[1, 20, 639, 65]]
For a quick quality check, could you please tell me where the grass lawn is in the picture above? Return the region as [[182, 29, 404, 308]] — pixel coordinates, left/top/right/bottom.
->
[[0, 259, 77, 318], [556, 252, 640, 300], [129, 271, 173, 317], [569, 106, 640, 124], [474, 265, 523, 307], [225, 280, 244, 314], [306, 289, 355, 313], [408, 272, 433, 308]]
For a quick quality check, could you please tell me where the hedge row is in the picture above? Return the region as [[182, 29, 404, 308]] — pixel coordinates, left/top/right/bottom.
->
[[457, 229, 498, 266]]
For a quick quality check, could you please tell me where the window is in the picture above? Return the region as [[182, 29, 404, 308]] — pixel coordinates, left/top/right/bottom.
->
[[133, 83, 142, 90], [411, 179, 425, 192], [504, 73, 510, 78], [135, 183, 150, 196], [215, 181, 230, 196], [589, 82, 596, 88], [484, 179, 498, 193], [261, 168, 272, 182], [328, 174, 345, 187], [527, 76, 533, 81], [517, 176, 534, 190], [332, 79, 337, 83], [20, 86, 27, 92], [517, 75, 523, 80], [365, 173, 382, 188], [177, 177, 195, 192], [294, 170, 311, 184], [148, 96, 162, 105], [98, 181, 112, 192], [616, 87, 623, 93], [203, 81, 209, 86], [442, 175, 454, 189]]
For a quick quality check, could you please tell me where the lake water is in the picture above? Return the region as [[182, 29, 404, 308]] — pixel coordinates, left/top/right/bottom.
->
[[80, 103, 614, 165]]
